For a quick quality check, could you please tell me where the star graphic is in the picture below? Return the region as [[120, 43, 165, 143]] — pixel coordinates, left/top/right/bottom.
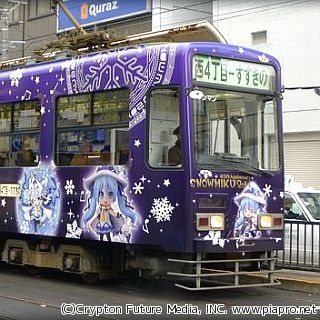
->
[[163, 179, 170, 187], [49, 67, 53, 73], [35, 76, 40, 84], [40, 106, 46, 115], [238, 47, 244, 54], [140, 175, 147, 183], [258, 54, 269, 63], [134, 139, 141, 147], [1, 199, 6, 207], [58, 75, 65, 84], [67, 207, 74, 219]]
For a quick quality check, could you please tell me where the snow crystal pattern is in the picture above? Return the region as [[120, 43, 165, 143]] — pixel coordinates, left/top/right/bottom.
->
[[150, 197, 175, 223]]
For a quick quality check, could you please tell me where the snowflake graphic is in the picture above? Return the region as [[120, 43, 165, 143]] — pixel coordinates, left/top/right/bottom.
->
[[150, 197, 175, 223], [263, 184, 272, 197], [132, 182, 144, 195], [65, 220, 82, 238], [9, 68, 23, 87], [64, 179, 75, 195]]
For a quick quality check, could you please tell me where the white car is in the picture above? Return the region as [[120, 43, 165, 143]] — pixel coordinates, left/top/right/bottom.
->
[[280, 177, 320, 268]]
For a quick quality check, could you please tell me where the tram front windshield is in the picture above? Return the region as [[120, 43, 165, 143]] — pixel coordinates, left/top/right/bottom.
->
[[192, 88, 280, 175]]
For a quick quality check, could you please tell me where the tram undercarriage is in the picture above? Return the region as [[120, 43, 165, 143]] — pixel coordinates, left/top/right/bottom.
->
[[0, 235, 280, 290]]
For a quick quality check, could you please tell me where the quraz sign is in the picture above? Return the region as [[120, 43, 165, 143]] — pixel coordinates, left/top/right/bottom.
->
[[81, 1, 119, 19], [57, 0, 150, 33]]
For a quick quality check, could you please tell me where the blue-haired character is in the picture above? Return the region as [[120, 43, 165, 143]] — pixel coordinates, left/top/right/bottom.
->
[[82, 169, 138, 242], [233, 182, 266, 239], [19, 169, 60, 235]]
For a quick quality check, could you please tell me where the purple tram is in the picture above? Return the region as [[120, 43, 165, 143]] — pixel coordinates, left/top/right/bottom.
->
[[0, 41, 284, 290]]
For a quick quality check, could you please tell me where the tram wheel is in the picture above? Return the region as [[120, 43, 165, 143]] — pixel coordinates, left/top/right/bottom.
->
[[81, 272, 99, 284], [26, 265, 40, 276]]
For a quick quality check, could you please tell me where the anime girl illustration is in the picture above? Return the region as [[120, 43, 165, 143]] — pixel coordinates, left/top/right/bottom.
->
[[233, 181, 266, 239], [82, 168, 138, 242], [17, 167, 60, 235]]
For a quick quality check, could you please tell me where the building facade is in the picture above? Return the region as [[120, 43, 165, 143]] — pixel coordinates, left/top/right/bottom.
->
[[2, 0, 320, 188]]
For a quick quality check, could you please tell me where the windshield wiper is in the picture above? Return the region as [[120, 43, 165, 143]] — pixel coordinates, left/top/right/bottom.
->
[[211, 154, 275, 177]]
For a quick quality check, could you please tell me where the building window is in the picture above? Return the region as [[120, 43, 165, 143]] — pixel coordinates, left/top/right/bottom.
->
[[28, 0, 53, 18], [251, 30, 267, 45], [10, 4, 23, 23]]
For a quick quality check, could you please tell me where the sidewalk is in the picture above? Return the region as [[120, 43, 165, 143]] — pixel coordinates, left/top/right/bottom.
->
[[274, 269, 320, 295]]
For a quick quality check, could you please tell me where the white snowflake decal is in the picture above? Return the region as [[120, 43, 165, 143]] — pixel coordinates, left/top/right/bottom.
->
[[66, 220, 82, 238], [132, 182, 144, 195], [263, 184, 272, 197], [64, 179, 75, 195], [150, 197, 175, 223], [9, 68, 22, 87]]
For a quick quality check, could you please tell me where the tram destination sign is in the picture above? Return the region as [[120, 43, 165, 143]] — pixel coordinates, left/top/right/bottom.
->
[[193, 54, 275, 92]]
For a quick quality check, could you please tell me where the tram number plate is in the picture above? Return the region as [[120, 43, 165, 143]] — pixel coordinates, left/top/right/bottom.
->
[[0, 184, 21, 197]]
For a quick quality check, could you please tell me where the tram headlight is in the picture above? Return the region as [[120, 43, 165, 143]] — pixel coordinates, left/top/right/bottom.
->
[[260, 215, 272, 229], [196, 213, 224, 231], [259, 214, 283, 230]]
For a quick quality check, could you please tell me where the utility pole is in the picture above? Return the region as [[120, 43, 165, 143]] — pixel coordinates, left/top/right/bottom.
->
[[0, 0, 26, 61]]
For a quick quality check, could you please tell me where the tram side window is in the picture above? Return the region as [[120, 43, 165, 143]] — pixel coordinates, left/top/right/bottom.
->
[[148, 88, 180, 168], [56, 89, 130, 166], [0, 101, 40, 167]]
